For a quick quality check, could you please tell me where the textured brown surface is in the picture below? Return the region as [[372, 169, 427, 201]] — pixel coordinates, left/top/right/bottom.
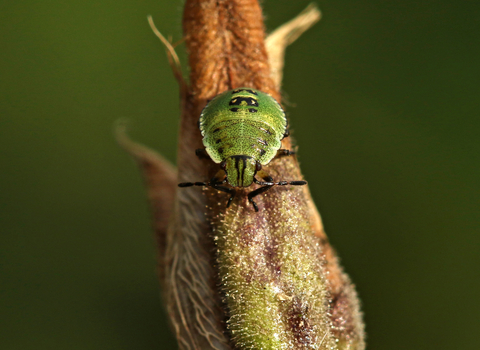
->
[[183, 0, 279, 103]]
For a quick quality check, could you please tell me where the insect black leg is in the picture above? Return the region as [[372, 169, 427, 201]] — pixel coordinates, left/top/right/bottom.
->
[[277, 180, 308, 186], [248, 185, 274, 212], [178, 168, 233, 206], [178, 168, 226, 187], [275, 149, 296, 158], [195, 148, 210, 160], [178, 181, 209, 187], [211, 185, 236, 208], [251, 169, 307, 211], [254, 170, 274, 185], [281, 129, 290, 140]]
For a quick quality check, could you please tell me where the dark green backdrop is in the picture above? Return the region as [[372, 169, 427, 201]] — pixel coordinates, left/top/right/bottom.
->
[[1, 1, 479, 349]]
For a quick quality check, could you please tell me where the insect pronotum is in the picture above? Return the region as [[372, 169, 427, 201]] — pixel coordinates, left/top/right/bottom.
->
[[178, 88, 307, 211]]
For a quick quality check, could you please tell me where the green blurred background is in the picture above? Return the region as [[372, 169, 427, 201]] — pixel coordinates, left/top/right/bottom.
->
[[1, 0, 479, 349]]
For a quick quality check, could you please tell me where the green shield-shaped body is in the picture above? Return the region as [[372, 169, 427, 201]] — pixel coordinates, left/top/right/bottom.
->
[[199, 88, 287, 166]]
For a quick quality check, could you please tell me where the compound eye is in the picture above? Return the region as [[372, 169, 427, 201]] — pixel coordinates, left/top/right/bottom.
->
[[220, 161, 227, 169], [255, 162, 262, 172]]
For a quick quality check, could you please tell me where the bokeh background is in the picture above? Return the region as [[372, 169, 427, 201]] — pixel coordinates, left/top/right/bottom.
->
[[1, 0, 479, 349]]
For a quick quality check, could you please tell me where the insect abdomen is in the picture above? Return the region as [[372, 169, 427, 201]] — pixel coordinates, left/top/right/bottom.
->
[[203, 119, 280, 162], [199, 89, 287, 164]]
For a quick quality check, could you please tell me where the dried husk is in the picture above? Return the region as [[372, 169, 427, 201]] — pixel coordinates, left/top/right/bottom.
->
[[118, 1, 365, 349]]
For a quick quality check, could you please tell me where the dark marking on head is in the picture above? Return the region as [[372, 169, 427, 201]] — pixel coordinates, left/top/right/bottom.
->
[[213, 127, 223, 133], [248, 108, 258, 113], [218, 147, 224, 153], [230, 107, 239, 112], [216, 139, 222, 144], [259, 149, 266, 156], [232, 88, 258, 95], [229, 97, 259, 107]]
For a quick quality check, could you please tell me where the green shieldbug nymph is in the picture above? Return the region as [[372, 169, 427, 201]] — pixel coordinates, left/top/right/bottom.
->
[[178, 88, 307, 211]]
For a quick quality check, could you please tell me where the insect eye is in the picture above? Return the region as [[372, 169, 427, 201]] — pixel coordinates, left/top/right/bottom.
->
[[220, 161, 227, 169], [255, 162, 262, 171]]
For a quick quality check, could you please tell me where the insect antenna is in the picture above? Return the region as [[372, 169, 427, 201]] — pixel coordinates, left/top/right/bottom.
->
[[254, 180, 307, 186], [248, 178, 307, 211], [178, 178, 235, 208]]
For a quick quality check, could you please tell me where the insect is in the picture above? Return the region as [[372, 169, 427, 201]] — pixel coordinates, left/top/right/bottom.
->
[[178, 88, 307, 211]]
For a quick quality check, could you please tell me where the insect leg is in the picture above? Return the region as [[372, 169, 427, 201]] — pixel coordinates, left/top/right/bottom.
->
[[209, 169, 227, 184], [178, 169, 226, 187], [211, 185, 236, 208], [195, 148, 210, 160], [248, 185, 274, 212], [254, 170, 274, 185], [209, 169, 232, 207], [178, 168, 233, 206], [276, 180, 308, 186], [275, 149, 296, 158], [254, 170, 307, 186], [178, 181, 208, 187]]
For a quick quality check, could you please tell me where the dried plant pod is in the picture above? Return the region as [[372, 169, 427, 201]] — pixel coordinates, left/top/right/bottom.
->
[[120, 1, 365, 349]]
